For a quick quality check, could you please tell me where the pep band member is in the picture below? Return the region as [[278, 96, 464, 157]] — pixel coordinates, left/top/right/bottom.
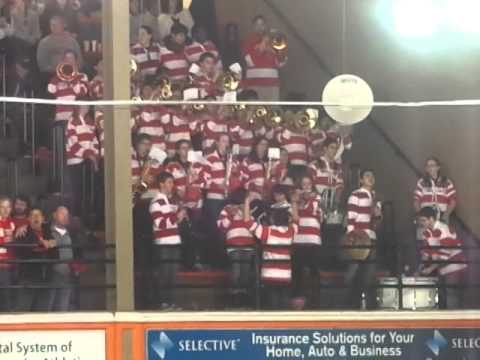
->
[[149, 171, 189, 309], [416, 206, 467, 309], [414, 157, 456, 224], [345, 169, 382, 310]]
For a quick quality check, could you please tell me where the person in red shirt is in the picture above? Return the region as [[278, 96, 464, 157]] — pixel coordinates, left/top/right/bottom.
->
[[242, 15, 268, 56], [0, 196, 15, 311]]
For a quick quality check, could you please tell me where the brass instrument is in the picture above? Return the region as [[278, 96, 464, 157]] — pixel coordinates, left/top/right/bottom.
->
[[56, 62, 77, 82], [217, 70, 240, 92], [132, 160, 155, 204], [285, 108, 318, 133], [271, 31, 288, 52], [152, 78, 173, 100], [264, 109, 283, 128]]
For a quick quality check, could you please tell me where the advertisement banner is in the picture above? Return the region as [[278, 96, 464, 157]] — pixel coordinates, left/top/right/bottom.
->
[[146, 328, 480, 360], [0, 330, 106, 360]]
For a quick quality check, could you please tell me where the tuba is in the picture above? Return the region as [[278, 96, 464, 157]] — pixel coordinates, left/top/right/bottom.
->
[[286, 108, 318, 133], [56, 62, 77, 82]]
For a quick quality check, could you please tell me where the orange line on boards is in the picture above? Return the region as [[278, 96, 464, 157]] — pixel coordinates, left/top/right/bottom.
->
[[141, 319, 480, 330]]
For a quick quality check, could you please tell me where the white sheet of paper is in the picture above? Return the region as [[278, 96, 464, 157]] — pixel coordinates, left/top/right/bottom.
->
[[183, 87, 200, 100], [223, 91, 237, 102], [268, 147, 281, 160], [187, 150, 204, 163], [149, 147, 167, 164], [229, 62, 242, 74]]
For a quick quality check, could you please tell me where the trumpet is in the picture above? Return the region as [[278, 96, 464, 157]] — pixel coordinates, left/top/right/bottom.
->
[[56, 62, 77, 82], [217, 70, 240, 92], [151, 78, 173, 100], [271, 31, 288, 52]]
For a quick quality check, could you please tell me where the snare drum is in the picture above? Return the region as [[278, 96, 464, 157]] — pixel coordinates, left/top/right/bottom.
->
[[377, 277, 400, 310], [377, 277, 438, 310], [402, 277, 438, 310]]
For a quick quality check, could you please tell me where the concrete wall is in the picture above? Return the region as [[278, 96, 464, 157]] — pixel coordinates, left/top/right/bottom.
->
[[215, 0, 480, 238]]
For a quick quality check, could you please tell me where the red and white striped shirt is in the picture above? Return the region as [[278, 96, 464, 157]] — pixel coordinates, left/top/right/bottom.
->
[[414, 177, 456, 214], [165, 160, 205, 210], [131, 42, 162, 77], [131, 151, 163, 185], [161, 110, 193, 153], [326, 127, 353, 164], [347, 188, 378, 240], [159, 46, 189, 82], [185, 40, 222, 68], [217, 205, 255, 249], [94, 110, 104, 158], [244, 47, 287, 88], [0, 218, 15, 268], [230, 121, 255, 156], [191, 71, 220, 98], [294, 194, 323, 245], [149, 193, 181, 245], [240, 157, 267, 200], [277, 128, 309, 166], [309, 128, 327, 157], [201, 115, 230, 152], [65, 113, 99, 165], [421, 221, 467, 276], [204, 150, 241, 200], [47, 73, 89, 122], [89, 75, 104, 100], [309, 157, 344, 195], [136, 105, 168, 152], [248, 220, 297, 284]]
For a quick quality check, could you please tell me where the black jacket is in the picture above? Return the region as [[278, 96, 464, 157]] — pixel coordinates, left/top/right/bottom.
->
[[15, 224, 58, 283]]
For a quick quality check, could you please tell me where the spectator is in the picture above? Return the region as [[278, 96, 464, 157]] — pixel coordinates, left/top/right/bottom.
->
[[77, 0, 101, 51], [131, 25, 162, 79], [40, 0, 78, 38], [48, 205, 75, 311], [158, 0, 193, 42], [11, 194, 30, 228], [0, 0, 41, 58], [0, 196, 14, 312], [36, 15, 82, 73], [15, 207, 57, 311], [222, 23, 241, 67], [160, 20, 189, 83]]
